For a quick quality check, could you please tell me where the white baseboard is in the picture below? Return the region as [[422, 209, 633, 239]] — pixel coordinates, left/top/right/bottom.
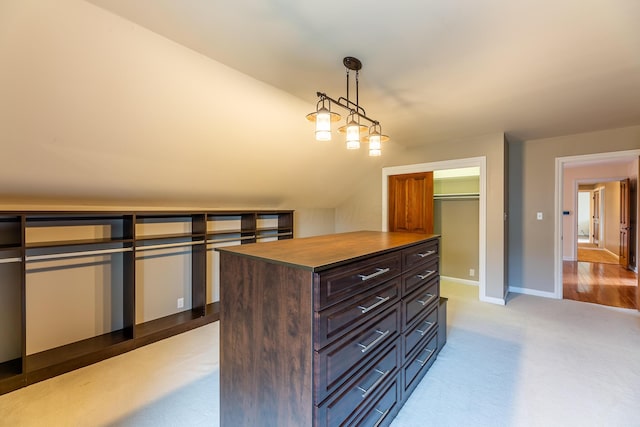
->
[[480, 295, 506, 306], [441, 276, 479, 286], [509, 286, 557, 299]]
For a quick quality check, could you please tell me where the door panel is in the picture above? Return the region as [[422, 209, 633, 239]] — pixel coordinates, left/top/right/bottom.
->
[[620, 178, 630, 269], [388, 172, 433, 234], [592, 190, 600, 246]]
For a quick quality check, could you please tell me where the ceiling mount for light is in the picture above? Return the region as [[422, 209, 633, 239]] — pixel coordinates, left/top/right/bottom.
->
[[306, 56, 389, 156]]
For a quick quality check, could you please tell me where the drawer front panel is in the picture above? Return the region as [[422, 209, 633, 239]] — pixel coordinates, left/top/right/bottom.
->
[[401, 257, 438, 296], [403, 278, 439, 330], [316, 279, 400, 350], [316, 341, 400, 426], [318, 253, 402, 310], [352, 373, 401, 427], [402, 304, 438, 360], [402, 331, 438, 396], [315, 306, 400, 403], [402, 239, 438, 271]]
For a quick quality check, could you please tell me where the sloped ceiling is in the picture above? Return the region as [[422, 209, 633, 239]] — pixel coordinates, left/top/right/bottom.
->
[[86, 0, 640, 144], [2, 1, 639, 211]]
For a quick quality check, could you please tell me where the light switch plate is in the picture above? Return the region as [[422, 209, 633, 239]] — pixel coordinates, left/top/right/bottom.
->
[[537, 212, 543, 220]]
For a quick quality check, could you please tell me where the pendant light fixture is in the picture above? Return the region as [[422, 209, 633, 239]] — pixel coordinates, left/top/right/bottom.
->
[[306, 57, 389, 156]]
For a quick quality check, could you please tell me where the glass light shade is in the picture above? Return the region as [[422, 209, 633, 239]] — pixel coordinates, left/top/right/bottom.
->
[[315, 107, 332, 141], [368, 134, 381, 150], [368, 133, 381, 156], [345, 116, 360, 150]]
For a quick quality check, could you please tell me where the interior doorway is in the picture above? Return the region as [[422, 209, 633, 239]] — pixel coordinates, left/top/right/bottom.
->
[[555, 150, 640, 310]]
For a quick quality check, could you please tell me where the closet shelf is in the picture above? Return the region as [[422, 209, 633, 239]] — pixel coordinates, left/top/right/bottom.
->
[[25, 237, 133, 249], [434, 192, 479, 200]]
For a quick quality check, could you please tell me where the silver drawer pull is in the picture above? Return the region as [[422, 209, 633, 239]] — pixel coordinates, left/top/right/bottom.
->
[[417, 250, 436, 258], [415, 320, 434, 336], [417, 293, 436, 306], [358, 267, 390, 281], [358, 296, 390, 314], [416, 348, 435, 366], [373, 407, 391, 427], [356, 368, 389, 399], [416, 270, 436, 280], [358, 329, 390, 353]]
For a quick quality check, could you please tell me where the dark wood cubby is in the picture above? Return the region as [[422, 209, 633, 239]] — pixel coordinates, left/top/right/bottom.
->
[[0, 209, 293, 396]]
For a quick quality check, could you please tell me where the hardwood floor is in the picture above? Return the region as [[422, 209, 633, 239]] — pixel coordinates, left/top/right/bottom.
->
[[563, 261, 638, 309]]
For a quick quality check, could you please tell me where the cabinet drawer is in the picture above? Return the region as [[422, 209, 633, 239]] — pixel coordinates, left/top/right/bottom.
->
[[316, 279, 400, 350], [402, 304, 438, 361], [315, 306, 400, 403], [403, 278, 439, 330], [316, 341, 399, 426], [402, 331, 438, 397], [401, 257, 438, 296], [351, 373, 401, 427], [402, 239, 438, 271], [317, 253, 402, 310]]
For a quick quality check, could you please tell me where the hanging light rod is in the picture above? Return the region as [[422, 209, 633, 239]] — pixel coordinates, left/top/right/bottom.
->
[[306, 57, 389, 156]]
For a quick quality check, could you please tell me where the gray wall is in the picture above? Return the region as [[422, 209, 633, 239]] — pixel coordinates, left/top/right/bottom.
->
[[434, 198, 480, 280], [336, 132, 507, 301], [508, 125, 640, 294]]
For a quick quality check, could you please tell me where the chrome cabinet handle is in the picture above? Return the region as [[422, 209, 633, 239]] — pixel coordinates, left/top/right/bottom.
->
[[415, 320, 434, 336], [416, 348, 435, 366], [416, 270, 436, 280], [356, 368, 389, 399], [373, 407, 391, 427], [358, 267, 390, 281], [417, 250, 436, 258], [358, 295, 390, 314], [358, 329, 390, 353], [417, 293, 436, 306]]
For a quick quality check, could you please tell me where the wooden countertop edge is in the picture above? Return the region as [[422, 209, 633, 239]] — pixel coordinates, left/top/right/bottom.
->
[[216, 230, 439, 272]]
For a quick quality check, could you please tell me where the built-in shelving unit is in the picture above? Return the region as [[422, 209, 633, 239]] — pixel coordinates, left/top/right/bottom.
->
[[0, 209, 293, 395]]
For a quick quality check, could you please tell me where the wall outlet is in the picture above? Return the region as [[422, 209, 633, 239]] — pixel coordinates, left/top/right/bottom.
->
[[469, 268, 475, 277], [177, 297, 184, 309]]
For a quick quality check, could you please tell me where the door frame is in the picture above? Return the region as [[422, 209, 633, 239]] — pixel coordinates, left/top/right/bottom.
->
[[382, 156, 489, 302], [554, 149, 640, 299]]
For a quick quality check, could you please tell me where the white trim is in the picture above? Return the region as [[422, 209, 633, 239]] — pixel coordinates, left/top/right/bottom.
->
[[441, 276, 479, 286], [555, 149, 640, 300], [382, 156, 488, 302], [509, 286, 557, 299], [480, 295, 506, 305]]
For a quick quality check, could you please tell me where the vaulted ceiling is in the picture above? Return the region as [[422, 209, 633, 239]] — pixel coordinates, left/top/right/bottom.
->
[[87, 0, 640, 146]]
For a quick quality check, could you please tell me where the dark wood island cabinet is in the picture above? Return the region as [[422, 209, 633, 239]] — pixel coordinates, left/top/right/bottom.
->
[[217, 230, 442, 427]]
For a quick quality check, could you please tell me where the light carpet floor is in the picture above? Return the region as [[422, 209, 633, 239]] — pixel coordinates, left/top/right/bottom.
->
[[1, 280, 639, 427]]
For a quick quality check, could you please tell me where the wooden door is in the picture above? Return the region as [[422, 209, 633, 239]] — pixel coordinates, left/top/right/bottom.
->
[[620, 178, 631, 269], [592, 190, 601, 246], [388, 172, 434, 234]]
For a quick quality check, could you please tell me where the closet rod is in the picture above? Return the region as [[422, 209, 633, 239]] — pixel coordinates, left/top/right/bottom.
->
[[136, 240, 205, 252], [26, 247, 133, 262], [206, 235, 256, 245], [0, 257, 21, 264]]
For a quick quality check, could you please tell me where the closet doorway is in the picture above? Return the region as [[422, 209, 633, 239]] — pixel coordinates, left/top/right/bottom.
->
[[382, 157, 488, 302]]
